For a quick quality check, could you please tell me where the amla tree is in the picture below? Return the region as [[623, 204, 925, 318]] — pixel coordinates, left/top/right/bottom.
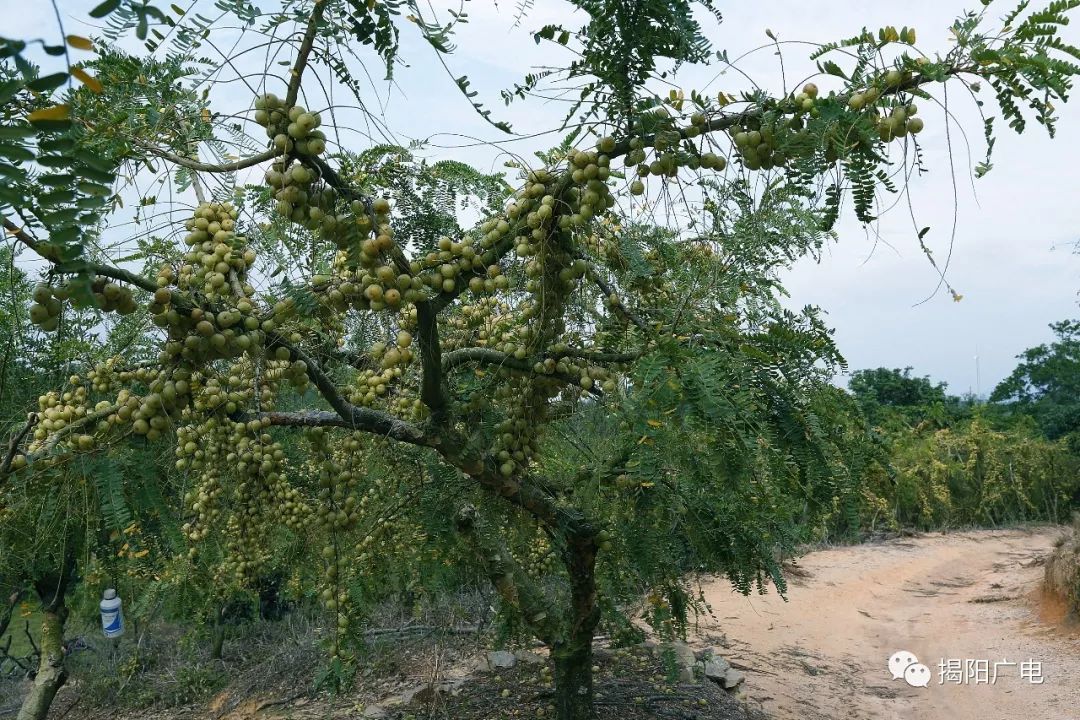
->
[[3, 1, 1079, 718]]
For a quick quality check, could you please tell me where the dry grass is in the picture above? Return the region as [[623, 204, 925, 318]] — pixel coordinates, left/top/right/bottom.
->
[[1043, 517, 1080, 618]]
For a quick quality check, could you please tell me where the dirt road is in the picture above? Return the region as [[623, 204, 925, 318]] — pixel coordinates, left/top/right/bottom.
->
[[694, 527, 1080, 720]]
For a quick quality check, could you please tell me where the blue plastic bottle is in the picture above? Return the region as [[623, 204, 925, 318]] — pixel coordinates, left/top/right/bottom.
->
[[99, 588, 124, 638]]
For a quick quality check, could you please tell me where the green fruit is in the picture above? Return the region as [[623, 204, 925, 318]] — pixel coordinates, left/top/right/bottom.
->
[[29, 303, 49, 324]]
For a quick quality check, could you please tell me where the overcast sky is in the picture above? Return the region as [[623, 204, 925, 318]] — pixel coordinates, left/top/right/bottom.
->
[[8, 0, 1079, 396]]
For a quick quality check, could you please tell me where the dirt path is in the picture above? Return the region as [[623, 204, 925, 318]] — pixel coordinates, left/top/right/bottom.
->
[[694, 527, 1080, 720]]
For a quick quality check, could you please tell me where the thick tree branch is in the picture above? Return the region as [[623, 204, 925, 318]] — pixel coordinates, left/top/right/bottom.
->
[[256, 410, 427, 445], [263, 334, 430, 445], [0, 591, 21, 640], [441, 347, 603, 395], [3, 219, 158, 294], [415, 302, 450, 422], [456, 504, 559, 644], [0, 414, 36, 477], [143, 146, 278, 174], [285, 0, 328, 108]]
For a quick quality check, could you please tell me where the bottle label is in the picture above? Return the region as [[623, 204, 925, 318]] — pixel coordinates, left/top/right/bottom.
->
[[101, 608, 123, 637]]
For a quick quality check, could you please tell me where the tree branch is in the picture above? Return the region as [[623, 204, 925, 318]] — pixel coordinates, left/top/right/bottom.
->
[[143, 145, 278, 174], [441, 347, 603, 395], [256, 410, 427, 445], [0, 414, 37, 477], [3, 218, 158, 294], [285, 0, 328, 108], [581, 259, 648, 332], [415, 302, 450, 422], [606, 64, 977, 159], [262, 333, 429, 445], [21, 404, 120, 468], [0, 592, 21, 640], [456, 503, 559, 644]]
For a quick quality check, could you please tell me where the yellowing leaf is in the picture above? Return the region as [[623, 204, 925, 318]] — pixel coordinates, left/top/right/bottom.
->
[[132, 549, 150, 558], [66, 35, 93, 50], [27, 104, 71, 122], [71, 67, 102, 93], [646, 419, 662, 428], [201, 108, 211, 123]]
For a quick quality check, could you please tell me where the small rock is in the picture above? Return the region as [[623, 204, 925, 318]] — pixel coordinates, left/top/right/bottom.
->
[[722, 668, 746, 690], [514, 650, 546, 665], [438, 678, 467, 696], [703, 656, 732, 683], [401, 685, 435, 704], [487, 650, 517, 670], [661, 641, 697, 683], [362, 705, 388, 719], [664, 641, 696, 668]]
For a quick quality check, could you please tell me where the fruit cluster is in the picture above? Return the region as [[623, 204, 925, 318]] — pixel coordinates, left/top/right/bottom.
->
[[176, 201, 254, 300], [29, 277, 137, 333], [876, 103, 924, 142], [253, 94, 327, 158]]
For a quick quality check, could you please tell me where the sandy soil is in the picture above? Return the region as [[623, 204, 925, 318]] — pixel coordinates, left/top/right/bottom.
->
[[693, 527, 1080, 720]]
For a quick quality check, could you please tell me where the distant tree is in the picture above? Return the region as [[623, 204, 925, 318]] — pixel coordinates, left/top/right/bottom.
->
[[991, 320, 1080, 440], [848, 367, 950, 421]]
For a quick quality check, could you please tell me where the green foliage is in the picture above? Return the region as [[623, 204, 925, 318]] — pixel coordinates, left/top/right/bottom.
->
[[849, 367, 953, 426], [337, 145, 510, 257], [862, 416, 1080, 530], [991, 320, 1080, 439], [507, 0, 722, 124]]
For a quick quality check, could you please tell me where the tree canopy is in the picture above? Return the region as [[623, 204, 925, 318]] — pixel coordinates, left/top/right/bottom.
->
[[991, 319, 1080, 439], [2, 1, 1080, 719]]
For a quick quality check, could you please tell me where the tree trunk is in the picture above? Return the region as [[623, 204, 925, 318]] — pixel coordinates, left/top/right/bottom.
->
[[0, 590, 20, 639], [210, 605, 225, 660], [553, 637, 595, 720], [553, 534, 600, 720], [16, 583, 69, 720]]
